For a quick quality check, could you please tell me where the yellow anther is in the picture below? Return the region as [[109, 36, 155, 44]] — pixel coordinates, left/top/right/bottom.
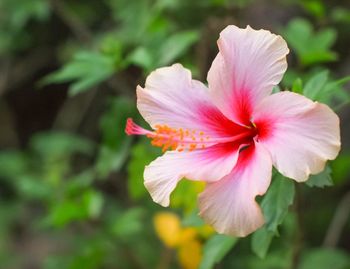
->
[[148, 124, 207, 153], [179, 129, 184, 140], [189, 144, 197, 151]]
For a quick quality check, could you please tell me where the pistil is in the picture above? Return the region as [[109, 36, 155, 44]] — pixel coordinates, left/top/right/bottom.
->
[[125, 118, 254, 152]]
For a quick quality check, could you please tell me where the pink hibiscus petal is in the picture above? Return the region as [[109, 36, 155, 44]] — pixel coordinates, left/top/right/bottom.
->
[[207, 25, 289, 126], [144, 143, 243, 207], [137, 63, 248, 140], [253, 91, 341, 182], [198, 142, 272, 237]]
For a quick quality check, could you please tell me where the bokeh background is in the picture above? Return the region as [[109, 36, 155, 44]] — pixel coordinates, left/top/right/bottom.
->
[[0, 0, 350, 268]]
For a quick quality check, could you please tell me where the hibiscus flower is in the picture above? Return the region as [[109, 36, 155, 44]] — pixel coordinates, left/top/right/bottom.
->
[[125, 25, 341, 236]]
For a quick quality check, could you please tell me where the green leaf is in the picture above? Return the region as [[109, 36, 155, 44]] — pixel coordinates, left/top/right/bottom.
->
[[100, 97, 135, 149], [303, 70, 329, 100], [300, 0, 325, 19], [109, 208, 144, 239], [41, 51, 116, 96], [16, 174, 52, 200], [331, 154, 350, 185], [261, 174, 295, 233], [127, 141, 159, 200], [67, 238, 107, 269], [126, 46, 154, 70], [302, 72, 350, 107], [272, 85, 281, 93], [321, 76, 350, 108], [170, 179, 205, 213], [95, 97, 136, 178], [292, 78, 303, 94], [157, 30, 199, 66], [95, 143, 130, 178], [44, 190, 104, 227], [282, 69, 300, 88], [306, 165, 333, 188], [331, 7, 350, 24], [251, 226, 275, 259], [298, 248, 350, 269], [66, 170, 95, 195], [30, 131, 94, 159], [0, 151, 27, 178], [283, 18, 337, 66], [181, 209, 205, 227], [0, 0, 50, 29], [245, 249, 292, 269], [46, 200, 88, 227], [83, 190, 104, 219], [251, 172, 295, 258], [199, 234, 238, 269]]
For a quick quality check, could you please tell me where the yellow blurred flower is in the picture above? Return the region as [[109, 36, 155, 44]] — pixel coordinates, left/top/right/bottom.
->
[[177, 227, 197, 245], [178, 239, 202, 269], [154, 212, 181, 248], [153, 212, 204, 269]]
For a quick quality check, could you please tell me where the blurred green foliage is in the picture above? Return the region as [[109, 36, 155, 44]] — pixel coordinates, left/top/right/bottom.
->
[[0, 0, 349, 268], [0, 0, 50, 54], [283, 18, 337, 66], [199, 234, 238, 269], [42, 52, 117, 96]]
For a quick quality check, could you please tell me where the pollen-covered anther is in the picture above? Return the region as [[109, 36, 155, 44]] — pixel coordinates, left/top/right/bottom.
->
[[125, 118, 211, 152], [149, 124, 209, 152], [189, 143, 197, 151]]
